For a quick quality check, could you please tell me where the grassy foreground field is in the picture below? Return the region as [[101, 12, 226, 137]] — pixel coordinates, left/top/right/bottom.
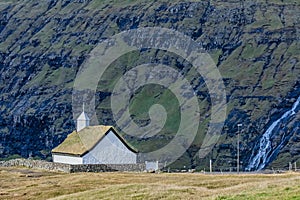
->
[[1, 167, 300, 200]]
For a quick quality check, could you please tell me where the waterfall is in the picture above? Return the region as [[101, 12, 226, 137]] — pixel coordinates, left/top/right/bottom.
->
[[246, 95, 300, 171]]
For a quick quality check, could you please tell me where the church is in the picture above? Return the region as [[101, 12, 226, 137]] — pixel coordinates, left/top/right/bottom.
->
[[51, 106, 138, 165]]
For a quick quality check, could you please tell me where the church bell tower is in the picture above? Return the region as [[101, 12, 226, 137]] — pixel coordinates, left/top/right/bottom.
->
[[76, 103, 90, 132]]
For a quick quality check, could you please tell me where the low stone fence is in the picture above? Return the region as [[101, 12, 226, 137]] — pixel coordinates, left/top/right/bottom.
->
[[0, 159, 146, 173], [70, 163, 145, 173], [0, 159, 71, 172]]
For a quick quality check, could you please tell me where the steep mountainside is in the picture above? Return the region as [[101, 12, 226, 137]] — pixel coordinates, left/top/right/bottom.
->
[[0, 0, 299, 170]]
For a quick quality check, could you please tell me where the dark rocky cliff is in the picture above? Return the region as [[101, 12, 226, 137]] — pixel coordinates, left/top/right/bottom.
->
[[0, 0, 299, 170]]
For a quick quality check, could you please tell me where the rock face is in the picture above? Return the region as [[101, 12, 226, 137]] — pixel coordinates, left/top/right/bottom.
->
[[0, 0, 299, 170]]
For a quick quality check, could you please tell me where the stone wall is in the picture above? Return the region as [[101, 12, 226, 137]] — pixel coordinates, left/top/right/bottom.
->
[[70, 163, 146, 173], [0, 159, 146, 173], [0, 159, 71, 172]]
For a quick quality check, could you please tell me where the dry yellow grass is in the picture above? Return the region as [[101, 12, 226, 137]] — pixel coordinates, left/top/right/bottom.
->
[[1, 167, 300, 200]]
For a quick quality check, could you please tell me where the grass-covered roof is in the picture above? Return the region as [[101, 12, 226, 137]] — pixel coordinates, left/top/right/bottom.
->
[[52, 126, 138, 156]]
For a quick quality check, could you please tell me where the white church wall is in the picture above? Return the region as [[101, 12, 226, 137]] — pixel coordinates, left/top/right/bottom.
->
[[83, 130, 137, 164], [53, 154, 83, 165]]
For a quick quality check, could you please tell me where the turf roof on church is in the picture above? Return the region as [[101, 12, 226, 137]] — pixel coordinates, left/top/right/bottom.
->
[[52, 125, 138, 156]]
